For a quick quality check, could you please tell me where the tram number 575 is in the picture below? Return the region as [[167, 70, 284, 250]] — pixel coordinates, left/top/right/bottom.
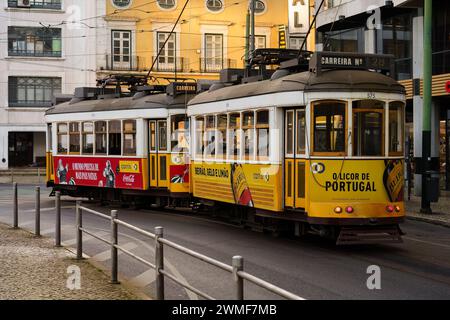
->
[[367, 92, 376, 99]]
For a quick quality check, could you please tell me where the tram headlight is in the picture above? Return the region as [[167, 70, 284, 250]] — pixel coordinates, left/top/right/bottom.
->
[[386, 205, 395, 213], [334, 206, 342, 214], [345, 206, 354, 214], [395, 206, 401, 213]]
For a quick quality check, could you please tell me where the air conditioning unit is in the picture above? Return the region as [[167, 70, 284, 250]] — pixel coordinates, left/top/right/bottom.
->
[[17, 0, 31, 8]]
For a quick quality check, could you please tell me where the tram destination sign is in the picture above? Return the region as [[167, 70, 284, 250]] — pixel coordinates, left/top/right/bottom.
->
[[310, 52, 395, 76]]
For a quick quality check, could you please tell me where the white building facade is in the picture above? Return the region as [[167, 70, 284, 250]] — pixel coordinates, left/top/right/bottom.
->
[[0, 0, 98, 170]]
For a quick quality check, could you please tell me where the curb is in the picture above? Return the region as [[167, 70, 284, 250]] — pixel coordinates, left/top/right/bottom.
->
[[406, 216, 450, 228]]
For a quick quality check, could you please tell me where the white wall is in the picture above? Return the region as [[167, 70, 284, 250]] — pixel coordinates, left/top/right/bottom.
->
[[0, 0, 98, 169]]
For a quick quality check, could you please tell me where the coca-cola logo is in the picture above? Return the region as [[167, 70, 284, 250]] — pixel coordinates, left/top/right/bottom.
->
[[122, 174, 135, 183]]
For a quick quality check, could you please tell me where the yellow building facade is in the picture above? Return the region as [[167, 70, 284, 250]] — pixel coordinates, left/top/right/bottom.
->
[[100, 0, 290, 82]]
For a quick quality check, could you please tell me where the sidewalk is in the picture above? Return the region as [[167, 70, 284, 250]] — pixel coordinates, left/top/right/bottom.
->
[[0, 223, 140, 300], [405, 190, 450, 228]]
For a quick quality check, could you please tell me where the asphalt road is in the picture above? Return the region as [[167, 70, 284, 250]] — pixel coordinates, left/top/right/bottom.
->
[[1, 184, 450, 300]]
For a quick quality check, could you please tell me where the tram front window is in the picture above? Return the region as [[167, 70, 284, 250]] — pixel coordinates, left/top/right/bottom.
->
[[353, 100, 384, 157], [313, 101, 346, 154]]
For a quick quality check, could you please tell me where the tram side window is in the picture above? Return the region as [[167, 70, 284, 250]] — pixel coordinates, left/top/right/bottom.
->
[[389, 102, 404, 155], [95, 121, 107, 155], [69, 122, 80, 154], [82, 122, 94, 154], [256, 110, 269, 160], [123, 120, 136, 156], [108, 120, 122, 155], [57, 123, 68, 154], [217, 114, 227, 159], [243, 111, 255, 160], [353, 100, 384, 156], [171, 115, 189, 153], [228, 113, 241, 159], [195, 116, 205, 157], [150, 121, 157, 151], [205, 115, 216, 158], [313, 102, 346, 154]]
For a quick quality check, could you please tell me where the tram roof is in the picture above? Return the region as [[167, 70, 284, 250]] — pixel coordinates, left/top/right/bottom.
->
[[188, 69, 405, 106], [45, 92, 193, 115]]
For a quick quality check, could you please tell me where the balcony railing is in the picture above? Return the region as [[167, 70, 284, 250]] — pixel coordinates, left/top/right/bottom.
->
[[200, 58, 236, 73], [103, 55, 147, 72], [151, 57, 187, 73], [8, 0, 62, 10], [8, 49, 62, 58]]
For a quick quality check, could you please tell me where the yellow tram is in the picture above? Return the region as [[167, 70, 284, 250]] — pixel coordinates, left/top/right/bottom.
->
[[45, 52, 406, 244], [187, 51, 406, 244]]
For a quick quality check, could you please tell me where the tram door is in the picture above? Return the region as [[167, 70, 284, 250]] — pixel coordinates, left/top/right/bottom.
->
[[149, 120, 169, 188], [284, 109, 306, 209]]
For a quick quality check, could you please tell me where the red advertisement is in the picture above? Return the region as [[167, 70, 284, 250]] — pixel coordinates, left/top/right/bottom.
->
[[54, 156, 144, 190]]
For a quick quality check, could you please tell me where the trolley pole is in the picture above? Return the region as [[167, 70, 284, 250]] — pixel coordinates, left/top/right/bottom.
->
[[421, 0, 432, 214]]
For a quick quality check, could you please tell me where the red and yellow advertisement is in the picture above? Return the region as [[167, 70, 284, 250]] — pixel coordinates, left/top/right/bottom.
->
[[192, 162, 283, 212], [53, 156, 144, 190]]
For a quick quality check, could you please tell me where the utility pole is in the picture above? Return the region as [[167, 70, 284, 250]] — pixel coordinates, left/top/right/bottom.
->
[[421, 0, 432, 214], [249, 0, 256, 59]]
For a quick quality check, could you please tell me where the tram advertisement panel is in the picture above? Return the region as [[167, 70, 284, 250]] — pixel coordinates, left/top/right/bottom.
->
[[192, 162, 283, 211], [53, 156, 144, 190], [309, 159, 404, 203]]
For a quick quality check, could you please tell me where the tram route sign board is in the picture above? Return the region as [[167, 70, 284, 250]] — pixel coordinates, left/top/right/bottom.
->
[[310, 52, 395, 76]]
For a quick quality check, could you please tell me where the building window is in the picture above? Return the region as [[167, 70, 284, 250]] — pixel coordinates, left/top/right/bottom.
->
[[228, 113, 241, 159], [206, 0, 223, 12], [95, 121, 107, 155], [157, 0, 176, 10], [389, 102, 404, 155], [171, 115, 189, 153], [123, 120, 136, 156], [8, 0, 62, 10], [8, 26, 61, 57], [353, 100, 385, 157], [112, 0, 131, 8], [322, 27, 365, 53], [156, 32, 176, 70], [82, 122, 94, 154], [57, 123, 68, 154], [289, 37, 305, 50], [432, 1, 450, 74], [69, 122, 80, 154], [381, 13, 412, 80], [111, 30, 132, 71], [9, 77, 61, 108], [313, 101, 346, 154], [203, 33, 223, 72], [256, 110, 269, 160], [108, 121, 122, 155], [255, 35, 266, 49]]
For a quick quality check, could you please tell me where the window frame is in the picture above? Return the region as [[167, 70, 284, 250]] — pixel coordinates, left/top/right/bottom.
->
[[256, 109, 270, 161], [227, 112, 241, 160], [388, 101, 405, 156], [352, 103, 385, 157], [111, 0, 132, 9], [205, 0, 224, 13], [95, 121, 108, 155], [81, 122, 94, 155], [8, 26, 62, 58], [310, 100, 348, 156], [157, 0, 177, 10], [122, 119, 137, 156], [57, 122, 68, 155]]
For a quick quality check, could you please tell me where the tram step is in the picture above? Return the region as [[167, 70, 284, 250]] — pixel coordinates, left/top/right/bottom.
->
[[336, 226, 403, 245]]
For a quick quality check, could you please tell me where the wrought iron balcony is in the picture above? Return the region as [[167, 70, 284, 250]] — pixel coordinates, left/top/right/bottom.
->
[[103, 55, 147, 72], [199, 58, 236, 73], [151, 57, 187, 73]]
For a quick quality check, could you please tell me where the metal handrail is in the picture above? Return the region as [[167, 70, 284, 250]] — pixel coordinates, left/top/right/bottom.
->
[[73, 200, 305, 300]]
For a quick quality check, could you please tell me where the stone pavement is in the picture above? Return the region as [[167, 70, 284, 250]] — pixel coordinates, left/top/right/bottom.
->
[[0, 223, 141, 300], [405, 190, 450, 227]]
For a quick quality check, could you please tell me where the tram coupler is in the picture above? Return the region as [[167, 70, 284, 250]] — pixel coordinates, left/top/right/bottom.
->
[[336, 225, 403, 245]]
